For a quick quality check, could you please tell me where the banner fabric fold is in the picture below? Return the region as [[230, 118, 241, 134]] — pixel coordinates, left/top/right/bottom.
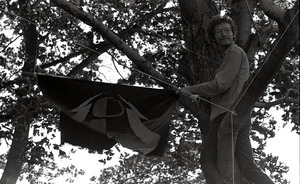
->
[[37, 75, 177, 156]]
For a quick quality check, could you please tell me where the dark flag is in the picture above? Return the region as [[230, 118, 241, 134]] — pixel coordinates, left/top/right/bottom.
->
[[37, 75, 177, 156]]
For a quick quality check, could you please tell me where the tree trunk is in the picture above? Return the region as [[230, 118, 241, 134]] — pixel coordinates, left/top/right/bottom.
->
[[0, 121, 30, 184], [0, 1, 38, 183], [177, 0, 219, 134], [178, 0, 220, 85], [230, 0, 254, 50]]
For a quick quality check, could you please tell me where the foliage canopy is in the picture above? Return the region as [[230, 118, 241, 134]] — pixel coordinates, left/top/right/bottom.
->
[[0, 0, 298, 183]]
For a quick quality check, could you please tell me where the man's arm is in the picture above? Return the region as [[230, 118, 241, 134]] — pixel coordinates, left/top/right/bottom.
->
[[181, 49, 242, 97]]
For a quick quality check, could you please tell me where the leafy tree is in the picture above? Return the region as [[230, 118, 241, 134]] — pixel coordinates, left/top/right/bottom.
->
[[0, 0, 298, 184]]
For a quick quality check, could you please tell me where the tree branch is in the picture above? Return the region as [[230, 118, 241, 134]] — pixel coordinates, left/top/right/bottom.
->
[[259, 0, 286, 24], [109, 53, 126, 80], [168, 153, 198, 167], [53, 0, 169, 76], [255, 97, 299, 108], [40, 49, 86, 68], [0, 35, 21, 53], [247, 23, 278, 64], [255, 89, 299, 109], [231, 2, 299, 116]]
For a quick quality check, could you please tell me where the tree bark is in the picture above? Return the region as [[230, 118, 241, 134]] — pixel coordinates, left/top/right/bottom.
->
[[177, 0, 220, 134], [0, 0, 38, 183], [0, 121, 30, 184], [230, 0, 254, 50], [178, 0, 220, 84]]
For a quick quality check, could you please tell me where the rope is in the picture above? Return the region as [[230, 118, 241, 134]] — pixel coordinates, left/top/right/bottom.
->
[[108, 59, 236, 115], [244, 0, 262, 44], [230, 112, 235, 184], [231, 9, 299, 111], [228, 9, 299, 184], [181, 46, 221, 66]]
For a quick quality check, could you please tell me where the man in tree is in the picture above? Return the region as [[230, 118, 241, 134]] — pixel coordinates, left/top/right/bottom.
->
[[178, 15, 274, 184]]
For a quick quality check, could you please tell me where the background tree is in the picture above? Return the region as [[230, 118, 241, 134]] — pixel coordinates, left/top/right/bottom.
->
[[0, 0, 298, 183]]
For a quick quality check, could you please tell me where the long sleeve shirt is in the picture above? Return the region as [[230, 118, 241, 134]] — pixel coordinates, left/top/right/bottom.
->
[[184, 44, 250, 121]]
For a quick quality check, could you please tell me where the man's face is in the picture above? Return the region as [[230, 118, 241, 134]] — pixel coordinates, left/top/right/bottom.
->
[[214, 23, 234, 48]]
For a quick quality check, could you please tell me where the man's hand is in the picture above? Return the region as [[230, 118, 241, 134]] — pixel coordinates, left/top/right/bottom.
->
[[189, 94, 200, 103], [175, 88, 200, 103]]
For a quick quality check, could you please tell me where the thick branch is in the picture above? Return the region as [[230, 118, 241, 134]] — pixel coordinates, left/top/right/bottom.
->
[[255, 97, 299, 109], [231, 0, 253, 49], [0, 35, 21, 53], [259, 0, 286, 23], [50, 0, 169, 84], [51, 0, 168, 76], [21, 22, 38, 74], [178, 95, 210, 133], [255, 89, 299, 109], [247, 23, 278, 65], [234, 2, 299, 113], [67, 51, 99, 76], [40, 49, 86, 68]]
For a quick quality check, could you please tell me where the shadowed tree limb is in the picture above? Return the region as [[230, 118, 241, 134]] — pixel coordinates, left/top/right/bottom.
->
[[40, 49, 86, 68], [52, 0, 169, 76], [0, 1, 39, 183], [254, 89, 299, 109]]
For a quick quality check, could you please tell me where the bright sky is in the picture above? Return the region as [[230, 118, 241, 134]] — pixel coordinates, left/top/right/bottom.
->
[[264, 109, 299, 184], [266, 125, 299, 184]]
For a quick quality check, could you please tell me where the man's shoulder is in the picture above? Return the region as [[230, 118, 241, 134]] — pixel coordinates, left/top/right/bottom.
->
[[231, 43, 245, 53], [231, 44, 245, 52], [227, 44, 247, 57]]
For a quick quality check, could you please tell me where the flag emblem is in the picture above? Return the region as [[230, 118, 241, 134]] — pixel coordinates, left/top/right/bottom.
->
[[37, 75, 177, 156]]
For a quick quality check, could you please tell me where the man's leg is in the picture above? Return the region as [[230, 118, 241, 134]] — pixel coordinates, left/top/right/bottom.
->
[[235, 116, 274, 184], [200, 114, 226, 184]]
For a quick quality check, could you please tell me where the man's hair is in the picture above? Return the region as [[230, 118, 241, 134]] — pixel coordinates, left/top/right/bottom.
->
[[206, 15, 237, 44]]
